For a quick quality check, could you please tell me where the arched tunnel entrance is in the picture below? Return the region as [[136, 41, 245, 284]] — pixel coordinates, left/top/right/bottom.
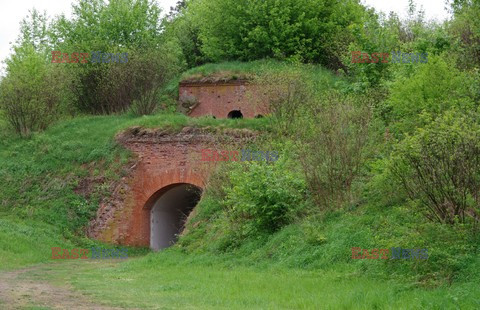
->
[[150, 183, 202, 251], [88, 128, 257, 247]]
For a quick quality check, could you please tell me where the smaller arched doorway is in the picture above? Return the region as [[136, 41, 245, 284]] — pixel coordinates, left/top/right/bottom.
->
[[228, 110, 243, 119], [150, 183, 202, 251]]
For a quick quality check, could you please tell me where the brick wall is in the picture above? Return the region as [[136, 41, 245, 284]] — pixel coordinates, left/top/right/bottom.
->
[[88, 127, 257, 247], [179, 80, 269, 119]]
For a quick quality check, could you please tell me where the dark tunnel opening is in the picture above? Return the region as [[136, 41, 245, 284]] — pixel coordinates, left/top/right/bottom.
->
[[150, 184, 202, 251], [228, 110, 243, 119]]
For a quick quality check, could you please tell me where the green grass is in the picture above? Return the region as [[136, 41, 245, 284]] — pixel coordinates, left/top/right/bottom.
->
[[0, 214, 149, 271], [179, 60, 342, 83], [178, 162, 480, 288], [35, 252, 480, 309], [162, 60, 350, 99], [0, 216, 74, 270], [0, 112, 269, 270], [1, 99, 479, 308]]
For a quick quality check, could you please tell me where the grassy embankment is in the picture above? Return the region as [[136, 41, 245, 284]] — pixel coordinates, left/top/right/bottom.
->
[[0, 111, 268, 271], [1, 62, 479, 309]]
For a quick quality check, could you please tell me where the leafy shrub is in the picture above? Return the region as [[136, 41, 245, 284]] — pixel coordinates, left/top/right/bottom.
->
[[223, 161, 307, 237], [254, 66, 377, 211], [0, 45, 69, 136], [383, 56, 477, 136], [294, 92, 377, 210], [70, 46, 184, 114], [343, 10, 399, 90], [130, 89, 160, 116], [390, 111, 480, 226], [50, 0, 186, 114], [253, 63, 344, 134], [254, 66, 314, 134], [448, 0, 480, 70]]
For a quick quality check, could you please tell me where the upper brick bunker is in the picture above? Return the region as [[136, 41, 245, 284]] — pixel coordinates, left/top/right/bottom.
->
[[179, 77, 269, 119], [89, 75, 268, 251]]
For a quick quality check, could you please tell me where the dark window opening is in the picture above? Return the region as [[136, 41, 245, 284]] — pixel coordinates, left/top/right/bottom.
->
[[228, 110, 243, 119]]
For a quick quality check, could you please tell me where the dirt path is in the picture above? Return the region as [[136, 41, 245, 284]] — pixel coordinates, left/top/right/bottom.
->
[[0, 261, 130, 310]]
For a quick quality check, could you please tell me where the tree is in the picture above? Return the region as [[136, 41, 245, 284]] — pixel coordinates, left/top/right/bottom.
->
[[163, 0, 205, 68], [384, 56, 478, 136], [0, 9, 69, 136], [189, 0, 364, 68], [0, 45, 69, 136], [448, 0, 480, 69], [48, 0, 185, 114]]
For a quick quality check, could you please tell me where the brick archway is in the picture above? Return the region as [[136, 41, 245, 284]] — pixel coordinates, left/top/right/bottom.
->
[[127, 168, 205, 247], [87, 127, 256, 248]]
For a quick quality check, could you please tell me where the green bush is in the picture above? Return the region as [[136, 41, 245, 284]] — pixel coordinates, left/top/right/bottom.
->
[[390, 111, 480, 226], [67, 45, 184, 115], [383, 56, 477, 136], [189, 0, 364, 67], [448, 0, 480, 70], [294, 92, 378, 210], [0, 45, 69, 136], [49, 0, 186, 114], [223, 160, 308, 237]]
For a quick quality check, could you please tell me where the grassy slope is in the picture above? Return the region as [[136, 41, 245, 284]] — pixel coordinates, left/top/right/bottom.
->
[[0, 112, 269, 271], [1, 59, 337, 271], [1, 115, 479, 308], [0, 217, 75, 270], [1, 62, 479, 308], [162, 59, 349, 99]]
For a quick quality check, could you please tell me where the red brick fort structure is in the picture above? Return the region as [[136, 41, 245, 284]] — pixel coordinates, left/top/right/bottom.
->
[[88, 127, 257, 250], [179, 79, 269, 119], [88, 75, 266, 251]]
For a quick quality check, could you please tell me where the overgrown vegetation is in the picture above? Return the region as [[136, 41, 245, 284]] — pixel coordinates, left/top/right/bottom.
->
[[1, 0, 480, 307], [0, 113, 269, 269], [391, 111, 480, 226]]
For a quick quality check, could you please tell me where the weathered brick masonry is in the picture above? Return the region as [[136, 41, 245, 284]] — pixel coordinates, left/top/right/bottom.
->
[[88, 127, 256, 247], [179, 80, 269, 119]]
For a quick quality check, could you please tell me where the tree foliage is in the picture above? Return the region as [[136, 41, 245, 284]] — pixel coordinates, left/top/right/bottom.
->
[[448, 0, 480, 69], [223, 161, 307, 236], [48, 0, 185, 114], [0, 10, 70, 136], [0, 45, 69, 136], [188, 0, 364, 68], [384, 56, 478, 136]]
